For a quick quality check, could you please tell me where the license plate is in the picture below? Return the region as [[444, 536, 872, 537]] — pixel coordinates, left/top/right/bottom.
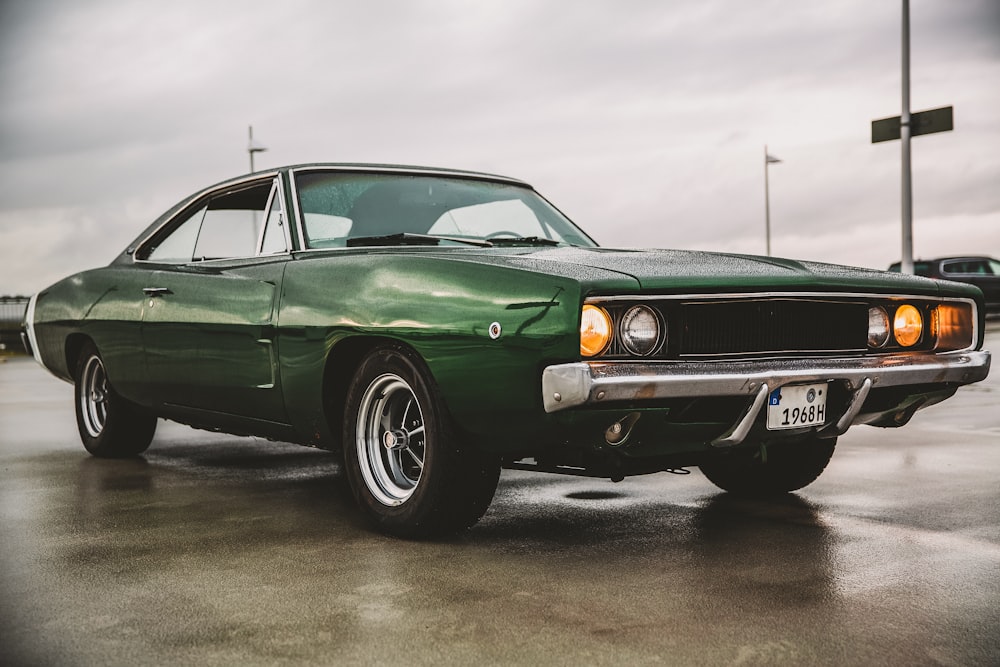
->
[[766, 382, 828, 430]]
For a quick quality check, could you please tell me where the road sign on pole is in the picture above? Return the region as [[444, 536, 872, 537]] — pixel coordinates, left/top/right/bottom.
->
[[871, 1, 953, 275], [871, 106, 954, 143]]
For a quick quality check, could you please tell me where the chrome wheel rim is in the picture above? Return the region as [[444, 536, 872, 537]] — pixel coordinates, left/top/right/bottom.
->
[[356, 373, 426, 506], [80, 355, 108, 438]]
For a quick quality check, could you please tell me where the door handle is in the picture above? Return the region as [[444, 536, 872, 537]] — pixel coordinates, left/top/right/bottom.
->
[[142, 287, 173, 297]]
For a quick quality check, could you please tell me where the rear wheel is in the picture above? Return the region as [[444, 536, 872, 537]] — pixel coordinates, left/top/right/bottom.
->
[[699, 437, 837, 497], [343, 345, 500, 538], [74, 342, 156, 458]]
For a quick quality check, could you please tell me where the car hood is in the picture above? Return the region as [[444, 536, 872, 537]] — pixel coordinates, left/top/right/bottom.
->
[[444, 246, 961, 296]]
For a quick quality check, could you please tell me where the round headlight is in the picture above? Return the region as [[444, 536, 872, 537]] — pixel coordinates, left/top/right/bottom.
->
[[620, 305, 661, 356], [867, 306, 890, 348], [580, 304, 612, 357], [893, 304, 923, 347]]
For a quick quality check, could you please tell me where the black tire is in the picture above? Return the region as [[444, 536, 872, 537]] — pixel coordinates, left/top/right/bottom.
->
[[699, 437, 837, 497], [74, 342, 156, 458], [343, 344, 501, 538]]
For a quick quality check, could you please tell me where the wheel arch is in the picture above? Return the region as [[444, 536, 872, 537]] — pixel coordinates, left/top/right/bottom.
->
[[65, 333, 94, 380], [321, 334, 427, 451]]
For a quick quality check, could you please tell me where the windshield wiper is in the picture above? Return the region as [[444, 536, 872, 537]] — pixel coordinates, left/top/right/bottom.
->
[[487, 236, 561, 246], [346, 233, 492, 248]]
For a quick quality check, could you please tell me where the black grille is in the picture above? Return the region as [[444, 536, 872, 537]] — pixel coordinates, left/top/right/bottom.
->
[[677, 299, 868, 357]]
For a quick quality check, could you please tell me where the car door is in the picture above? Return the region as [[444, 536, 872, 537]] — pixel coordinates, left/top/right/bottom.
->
[[136, 175, 292, 423]]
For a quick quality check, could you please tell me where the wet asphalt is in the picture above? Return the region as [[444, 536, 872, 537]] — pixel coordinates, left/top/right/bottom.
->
[[1, 329, 998, 666]]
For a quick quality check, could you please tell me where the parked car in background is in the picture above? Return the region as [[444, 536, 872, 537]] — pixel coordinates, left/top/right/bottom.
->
[[890, 256, 1000, 317], [23, 164, 992, 537]]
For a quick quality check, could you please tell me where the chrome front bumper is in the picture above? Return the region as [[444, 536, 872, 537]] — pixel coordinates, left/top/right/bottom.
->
[[542, 350, 990, 447], [542, 350, 991, 414]]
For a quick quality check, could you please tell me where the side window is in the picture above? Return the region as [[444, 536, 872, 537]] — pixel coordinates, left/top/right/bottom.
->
[[139, 179, 287, 262], [258, 184, 289, 255], [943, 260, 987, 275], [144, 206, 206, 263], [194, 183, 272, 260]]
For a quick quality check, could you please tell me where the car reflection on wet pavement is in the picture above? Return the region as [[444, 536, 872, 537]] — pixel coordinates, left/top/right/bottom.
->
[[2, 327, 998, 665]]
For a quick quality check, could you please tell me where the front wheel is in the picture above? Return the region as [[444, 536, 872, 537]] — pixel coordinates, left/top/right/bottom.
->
[[74, 342, 157, 458], [343, 345, 500, 538], [699, 437, 837, 497]]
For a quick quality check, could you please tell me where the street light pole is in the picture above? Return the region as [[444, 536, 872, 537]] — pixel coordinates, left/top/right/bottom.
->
[[764, 145, 781, 257], [248, 125, 267, 173]]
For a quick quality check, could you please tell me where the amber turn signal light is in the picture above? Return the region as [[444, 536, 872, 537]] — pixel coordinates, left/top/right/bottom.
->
[[931, 303, 974, 351], [580, 305, 612, 357], [893, 304, 923, 347]]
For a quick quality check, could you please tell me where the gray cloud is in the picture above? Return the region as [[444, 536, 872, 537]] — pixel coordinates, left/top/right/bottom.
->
[[1, 0, 998, 295]]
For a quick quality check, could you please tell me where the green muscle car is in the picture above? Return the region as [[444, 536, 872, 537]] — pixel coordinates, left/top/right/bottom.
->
[[23, 164, 992, 537]]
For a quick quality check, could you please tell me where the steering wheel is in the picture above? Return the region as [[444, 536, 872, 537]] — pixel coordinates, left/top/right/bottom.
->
[[485, 231, 521, 240]]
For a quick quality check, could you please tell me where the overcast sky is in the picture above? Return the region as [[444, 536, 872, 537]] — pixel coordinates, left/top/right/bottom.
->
[[1, 0, 998, 295]]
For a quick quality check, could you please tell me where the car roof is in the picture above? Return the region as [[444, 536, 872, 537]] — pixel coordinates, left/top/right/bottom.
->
[[116, 163, 539, 263], [162, 164, 533, 224], [892, 256, 998, 265], [278, 162, 529, 187], [151, 162, 532, 227]]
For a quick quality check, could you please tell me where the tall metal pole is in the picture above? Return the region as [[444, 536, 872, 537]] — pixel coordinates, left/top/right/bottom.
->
[[247, 125, 268, 173], [764, 145, 772, 256], [764, 145, 780, 256], [248, 126, 256, 173], [900, 0, 914, 274]]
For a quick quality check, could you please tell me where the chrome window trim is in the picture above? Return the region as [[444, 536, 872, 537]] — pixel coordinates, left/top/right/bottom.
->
[[254, 182, 278, 256], [288, 164, 529, 187], [150, 255, 289, 268], [289, 168, 306, 253], [133, 170, 289, 265], [584, 293, 981, 355], [254, 175, 292, 256], [940, 258, 986, 276], [276, 173, 293, 253]]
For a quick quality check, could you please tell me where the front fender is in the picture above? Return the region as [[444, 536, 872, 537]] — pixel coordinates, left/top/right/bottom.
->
[[276, 250, 629, 447]]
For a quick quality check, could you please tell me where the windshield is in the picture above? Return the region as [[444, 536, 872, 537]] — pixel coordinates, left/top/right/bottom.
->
[[293, 170, 597, 249]]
